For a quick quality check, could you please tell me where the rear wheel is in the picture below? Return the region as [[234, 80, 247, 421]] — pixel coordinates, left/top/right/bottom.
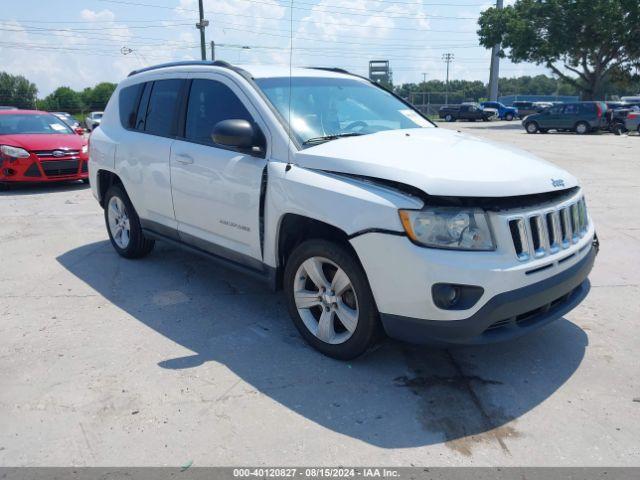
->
[[525, 121, 539, 134], [445, 114, 454, 122], [575, 122, 590, 135], [104, 184, 155, 258], [505, 113, 514, 121], [284, 240, 380, 360]]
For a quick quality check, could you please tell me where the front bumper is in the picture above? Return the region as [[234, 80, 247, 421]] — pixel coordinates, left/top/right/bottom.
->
[[380, 244, 595, 344], [0, 154, 89, 183]]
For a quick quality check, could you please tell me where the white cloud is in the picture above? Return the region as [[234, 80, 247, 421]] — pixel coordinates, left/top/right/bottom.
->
[[80, 9, 116, 22]]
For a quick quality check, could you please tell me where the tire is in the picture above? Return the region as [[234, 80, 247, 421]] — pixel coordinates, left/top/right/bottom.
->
[[445, 114, 454, 122], [525, 121, 539, 134], [575, 122, 590, 135], [283, 239, 380, 360], [104, 183, 155, 259], [505, 113, 514, 121]]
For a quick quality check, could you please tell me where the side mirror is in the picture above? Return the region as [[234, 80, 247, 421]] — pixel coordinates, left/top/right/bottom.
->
[[212, 119, 264, 155]]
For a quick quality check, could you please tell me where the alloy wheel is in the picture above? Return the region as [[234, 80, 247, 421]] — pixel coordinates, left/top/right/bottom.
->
[[107, 196, 131, 249], [293, 256, 359, 345]]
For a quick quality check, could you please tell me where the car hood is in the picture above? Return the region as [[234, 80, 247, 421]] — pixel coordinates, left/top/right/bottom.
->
[[294, 128, 577, 197], [0, 134, 86, 152]]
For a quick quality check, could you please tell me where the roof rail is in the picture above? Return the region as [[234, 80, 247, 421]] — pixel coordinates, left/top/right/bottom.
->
[[128, 60, 235, 77], [306, 67, 352, 75]]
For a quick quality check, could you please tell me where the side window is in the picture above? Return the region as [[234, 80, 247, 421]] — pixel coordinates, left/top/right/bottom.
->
[[185, 79, 254, 146], [119, 83, 143, 129], [563, 104, 579, 115], [144, 79, 183, 137], [580, 103, 595, 114]]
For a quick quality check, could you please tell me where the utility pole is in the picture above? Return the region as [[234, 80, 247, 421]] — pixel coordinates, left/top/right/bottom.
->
[[488, 0, 503, 101], [422, 72, 427, 84], [442, 53, 454, 105], [195, 0, 209, 61], [210, 40, 215, 61]]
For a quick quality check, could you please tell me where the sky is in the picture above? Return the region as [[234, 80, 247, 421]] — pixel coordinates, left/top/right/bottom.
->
[[0, 0, 551, 96]]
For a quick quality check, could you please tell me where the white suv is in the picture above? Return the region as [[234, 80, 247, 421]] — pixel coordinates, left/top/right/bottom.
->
[[89, 61, 597, 359]]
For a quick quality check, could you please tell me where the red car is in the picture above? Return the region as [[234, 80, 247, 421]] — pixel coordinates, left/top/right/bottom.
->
[[0, 110, 89, 188]]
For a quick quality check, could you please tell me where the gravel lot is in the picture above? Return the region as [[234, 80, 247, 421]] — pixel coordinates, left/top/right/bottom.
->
[[1, 122, 638, 466]]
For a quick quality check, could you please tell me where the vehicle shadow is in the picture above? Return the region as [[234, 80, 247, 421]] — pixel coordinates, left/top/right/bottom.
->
[[57, 241, 588, 451], [0, 181, 88, 196]]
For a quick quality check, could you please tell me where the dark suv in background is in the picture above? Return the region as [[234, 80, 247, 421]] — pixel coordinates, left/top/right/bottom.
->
[[522, 102, 608, 135]]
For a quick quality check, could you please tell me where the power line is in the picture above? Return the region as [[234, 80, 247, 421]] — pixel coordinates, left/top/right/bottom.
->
[[97, 0, 479, 24]]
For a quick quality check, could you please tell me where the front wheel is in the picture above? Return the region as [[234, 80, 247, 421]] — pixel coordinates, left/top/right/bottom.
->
[[504, 113, 514, 121], [104, 184, 155, 258], [284, 240, 380, 360], [445, 114, 454, 122]]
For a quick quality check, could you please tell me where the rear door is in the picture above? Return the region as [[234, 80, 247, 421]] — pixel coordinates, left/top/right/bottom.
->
[[560, 103, 580, 129], [542, 105, 564, 129], [169, 74, 269, 265], [114, 78, 185, 235]]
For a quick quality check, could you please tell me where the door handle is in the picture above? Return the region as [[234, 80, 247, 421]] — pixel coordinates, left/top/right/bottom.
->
[[175, 153, 194, 165]]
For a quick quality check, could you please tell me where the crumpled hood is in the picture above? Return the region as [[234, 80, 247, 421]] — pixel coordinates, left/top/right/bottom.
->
[[294, 128, 577, 197], [0, 134, 86, 152]]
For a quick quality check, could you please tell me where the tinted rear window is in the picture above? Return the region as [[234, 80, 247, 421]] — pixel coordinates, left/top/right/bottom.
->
[[144, 79, 183, 137], [119, 84, 143, 129]]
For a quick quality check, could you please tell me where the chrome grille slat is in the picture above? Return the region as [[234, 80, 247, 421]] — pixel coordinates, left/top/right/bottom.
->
[[33, 149, 80, 158], [509, 196, 589, 261]]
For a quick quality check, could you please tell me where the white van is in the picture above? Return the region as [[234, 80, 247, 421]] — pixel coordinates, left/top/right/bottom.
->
[[89, 61, 597, 359]]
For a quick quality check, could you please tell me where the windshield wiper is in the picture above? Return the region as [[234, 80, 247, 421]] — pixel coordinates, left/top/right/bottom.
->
[[302, 132, 365, 146]]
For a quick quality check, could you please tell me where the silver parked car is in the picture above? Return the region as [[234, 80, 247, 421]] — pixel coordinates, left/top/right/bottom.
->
[[84, 111, 103, 131]]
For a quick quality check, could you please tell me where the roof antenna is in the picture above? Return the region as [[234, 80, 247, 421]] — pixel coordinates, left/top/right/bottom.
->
[[285, 0, 294, 172]]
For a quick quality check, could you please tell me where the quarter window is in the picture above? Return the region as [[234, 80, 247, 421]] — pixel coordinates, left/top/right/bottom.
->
[[119, 83, 143, 129], [185, 79, 254, 146], [563, 104, 579, 115], [144, 79, 183, 137]]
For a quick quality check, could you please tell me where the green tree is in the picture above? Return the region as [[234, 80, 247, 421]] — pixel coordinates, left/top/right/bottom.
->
[[39, 87, 83, 113], [478, 0, 640, 99], [0, 72, 38, 108], [81, 82, 117, 111]]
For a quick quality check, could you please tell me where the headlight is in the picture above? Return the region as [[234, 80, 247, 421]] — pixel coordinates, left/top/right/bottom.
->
[[81, 145, 88, 154], [0, 145, 30, 159], [399, 207, 495, 250]]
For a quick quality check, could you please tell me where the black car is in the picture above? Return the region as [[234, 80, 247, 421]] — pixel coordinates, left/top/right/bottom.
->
[[438, 104, 493, 122], [606, 102, 640, 135]]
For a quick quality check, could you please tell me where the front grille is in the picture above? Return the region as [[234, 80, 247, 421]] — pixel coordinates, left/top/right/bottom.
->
[[508, 196, 589, 261], [33, 149, 80, 159], [41, 159, 79, 177]]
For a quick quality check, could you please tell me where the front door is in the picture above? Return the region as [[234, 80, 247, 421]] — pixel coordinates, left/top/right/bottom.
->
[[169, 76, 269, 265]]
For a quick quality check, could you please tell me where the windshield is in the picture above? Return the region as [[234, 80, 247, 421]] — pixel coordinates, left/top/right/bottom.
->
[[255, 76, 433, 146], [0, 114, 73, 135]]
